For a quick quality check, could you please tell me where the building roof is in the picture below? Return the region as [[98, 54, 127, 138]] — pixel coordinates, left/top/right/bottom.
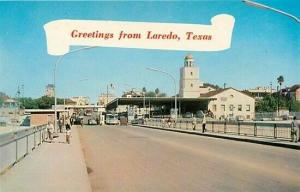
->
[[106, 97, 215, 110], [4, 99, 17, 103], [200, 87, 254, 99], [290, 84, 300, 92], [184, 54, 193, 60]]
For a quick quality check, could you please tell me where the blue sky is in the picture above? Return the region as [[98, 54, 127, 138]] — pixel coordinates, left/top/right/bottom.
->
[[0, 0, 299, 103]]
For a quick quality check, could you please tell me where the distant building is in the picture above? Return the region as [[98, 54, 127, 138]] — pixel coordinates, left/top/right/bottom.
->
[[98, 93, 116, 106], [179, 54, 215, 98], [287, 84, 300, 101], [246, 86, 275, 100], [201, 88, 255, 120], [45, 84, 54, 97], [70, 96, 90, 106], [122, 90, 144, 98]]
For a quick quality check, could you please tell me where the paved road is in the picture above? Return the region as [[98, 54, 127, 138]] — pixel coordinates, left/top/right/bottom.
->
[[78, 125, 300, 192]]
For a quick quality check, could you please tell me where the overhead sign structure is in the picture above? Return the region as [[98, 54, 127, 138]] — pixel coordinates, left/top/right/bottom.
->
[[44, 14, 235, 56]]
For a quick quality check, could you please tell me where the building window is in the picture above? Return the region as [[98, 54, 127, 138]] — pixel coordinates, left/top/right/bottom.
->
[[213, 104, 217, 112], [238, 105, 242, 111], [229, 105, 234, 111], [246, 105, 250, 111], [221, 105, 225, 111], [191, 83, 193, 87], [190, 72, 193, 76]]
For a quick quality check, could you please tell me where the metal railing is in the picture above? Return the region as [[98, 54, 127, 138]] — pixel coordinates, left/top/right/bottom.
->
[[0, 124, 48, 174], [141, 118, 293, 141]]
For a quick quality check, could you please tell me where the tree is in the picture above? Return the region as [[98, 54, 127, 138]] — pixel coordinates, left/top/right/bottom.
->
[[142, 87, 147, 93], [277, 75, 284, 90], [36, 96, 55, 109], [145, 91, 156, 97], [20, 97, 38, 109], [155, 88, 160, 97], [158, 93, 167, 97]]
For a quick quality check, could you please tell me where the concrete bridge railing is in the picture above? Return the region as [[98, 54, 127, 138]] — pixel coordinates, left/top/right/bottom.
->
[[143, 119, 293, 141], [0, 124, 47, 174]]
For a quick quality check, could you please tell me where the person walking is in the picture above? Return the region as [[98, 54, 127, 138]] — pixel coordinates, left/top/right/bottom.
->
[[47, 121, 54, 142], [192, 116, 197, 130], [202, 113, 207, 133], [291, 116, 299, 143], [58, 118, 63, 133], [167, 117, 172, 128], [65, 123, 71, 144]]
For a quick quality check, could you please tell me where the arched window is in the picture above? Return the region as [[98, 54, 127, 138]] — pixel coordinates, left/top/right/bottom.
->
[[191, 83, 193, 87], [190, 72, 193, 76]]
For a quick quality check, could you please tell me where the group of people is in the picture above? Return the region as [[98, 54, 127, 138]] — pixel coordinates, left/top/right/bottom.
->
[[192, 114, 206, 133], [46, 117, 72, 144], [165, 113, 207, 133]]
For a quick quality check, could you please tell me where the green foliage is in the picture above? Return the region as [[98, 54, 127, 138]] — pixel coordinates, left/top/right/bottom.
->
[[19, 96, 65, 109], [36, 96, 54, 109], [0, 97, 3, 107], [145, 91, 156, 97], [277, 75, 284, 85], [158, 93, 167, 97], [256, 93, 300, 112], [20, 97, 38, 109], [142, 87, 147, 93], [288, 100, 300, 112]]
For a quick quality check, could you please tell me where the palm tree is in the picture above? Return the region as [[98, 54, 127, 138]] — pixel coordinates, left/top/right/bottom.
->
[[155, 88, 160, 98], [142, 87, 147, 93], [276, 75, 284, 116], [277, 75, 284, 91]]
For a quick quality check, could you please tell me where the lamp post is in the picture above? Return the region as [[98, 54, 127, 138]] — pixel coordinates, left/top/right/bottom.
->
[[146, 67, 177, 120], [242, 0, 300, 24], [106, 83, 115, 107], [53, 46, 96, 132]]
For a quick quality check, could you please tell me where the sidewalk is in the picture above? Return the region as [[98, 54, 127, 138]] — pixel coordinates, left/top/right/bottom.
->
[[135, 124, 300, 150], [0, 126, 92, 192]]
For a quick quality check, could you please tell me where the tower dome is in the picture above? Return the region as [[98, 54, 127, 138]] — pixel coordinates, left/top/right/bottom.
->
[[184, 54, 194, 67], [184, 54, 193, 60]]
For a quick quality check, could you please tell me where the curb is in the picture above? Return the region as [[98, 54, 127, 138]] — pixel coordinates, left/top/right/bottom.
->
[[133, 125, 300, 150]]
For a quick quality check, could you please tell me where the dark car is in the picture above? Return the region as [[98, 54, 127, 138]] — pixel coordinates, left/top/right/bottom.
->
[[74, 117, 83, 125]]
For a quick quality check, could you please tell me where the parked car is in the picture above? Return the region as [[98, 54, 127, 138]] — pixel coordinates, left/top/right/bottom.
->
[[183, 112, 193, 118], [88, 119, 97, 125]]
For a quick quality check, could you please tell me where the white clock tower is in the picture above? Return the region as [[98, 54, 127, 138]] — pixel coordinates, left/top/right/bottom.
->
[[179, 54, 204, 98]]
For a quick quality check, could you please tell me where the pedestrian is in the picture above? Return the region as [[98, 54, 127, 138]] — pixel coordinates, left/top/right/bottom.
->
[[291, 116, 299, 143], [192, 116, 197, 130], [58, 118, 63, 133], [202, 114, 207, 133], [47, 121, 54, 142], [167, 117, 171, 128], [66, 123, 71, 144], [80, 118, 83, 128]]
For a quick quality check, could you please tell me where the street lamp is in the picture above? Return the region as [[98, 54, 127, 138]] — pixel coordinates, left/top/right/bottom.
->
[[242, 0, 300, 24], [146, 67, 177, 120], [53, 46, 96, 132]]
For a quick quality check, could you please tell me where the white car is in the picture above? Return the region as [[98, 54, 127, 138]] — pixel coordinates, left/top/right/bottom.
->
[[88, 119, 97, 125]]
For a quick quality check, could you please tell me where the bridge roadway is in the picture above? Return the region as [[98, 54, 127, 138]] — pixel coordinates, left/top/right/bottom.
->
[[78, 125, 300, 192]]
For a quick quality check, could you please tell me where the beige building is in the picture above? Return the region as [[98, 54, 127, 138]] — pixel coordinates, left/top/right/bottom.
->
[[98, 93, 116, 106], [201, 88, 255, 120], [247, 86, 275, 100], [44, 84, 54, 97], [179, 54, 215, 98], [289, 85, 300, 101], [70, 96, 90, 106]]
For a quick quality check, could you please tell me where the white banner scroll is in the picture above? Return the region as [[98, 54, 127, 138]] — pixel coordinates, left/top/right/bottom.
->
[[44, 14, 235, 56]]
